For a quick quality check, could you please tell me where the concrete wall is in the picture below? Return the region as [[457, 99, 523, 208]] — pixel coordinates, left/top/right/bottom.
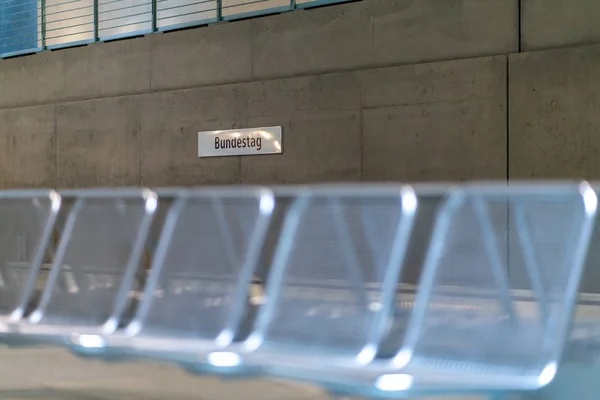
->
[[521, 0, 600, 51], [0, 0, 518, 109], [510, 46, 600, 179], [0, 0, 517, 188], [4, 0, 600, 186], [0, 55, 507, 188]]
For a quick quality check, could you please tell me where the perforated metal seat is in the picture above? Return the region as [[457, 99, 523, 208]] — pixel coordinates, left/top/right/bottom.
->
[[237, 185, 418, 382], [0, 190, 61, 341], [393, 182, 597, 394], [228, 182, 598, 399], [104, 187, 276, 374], [289, 182, 597, 398], [15, 189, 158, 349]]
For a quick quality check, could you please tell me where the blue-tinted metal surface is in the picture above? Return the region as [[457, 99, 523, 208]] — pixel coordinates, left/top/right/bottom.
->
[[0, 0, 40, 57]]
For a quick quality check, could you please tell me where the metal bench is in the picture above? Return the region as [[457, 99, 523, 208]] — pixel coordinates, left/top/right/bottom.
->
[[238, 184, 418, 384], [228, 182, 597, 399], [0, 190, 61, 343], [105, 187, 276, 373], [16, 189, 158, 351]]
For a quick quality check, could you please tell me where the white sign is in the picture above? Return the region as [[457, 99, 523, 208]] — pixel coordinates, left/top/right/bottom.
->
[[198, 126, 283, 158]]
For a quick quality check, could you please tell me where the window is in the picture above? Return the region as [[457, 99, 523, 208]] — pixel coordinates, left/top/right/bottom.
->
[[0, 0, 39, 57]]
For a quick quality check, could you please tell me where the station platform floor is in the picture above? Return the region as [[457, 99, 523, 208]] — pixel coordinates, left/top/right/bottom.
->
[[2, 286, 600, 400], [0, 346, 478, 400]]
